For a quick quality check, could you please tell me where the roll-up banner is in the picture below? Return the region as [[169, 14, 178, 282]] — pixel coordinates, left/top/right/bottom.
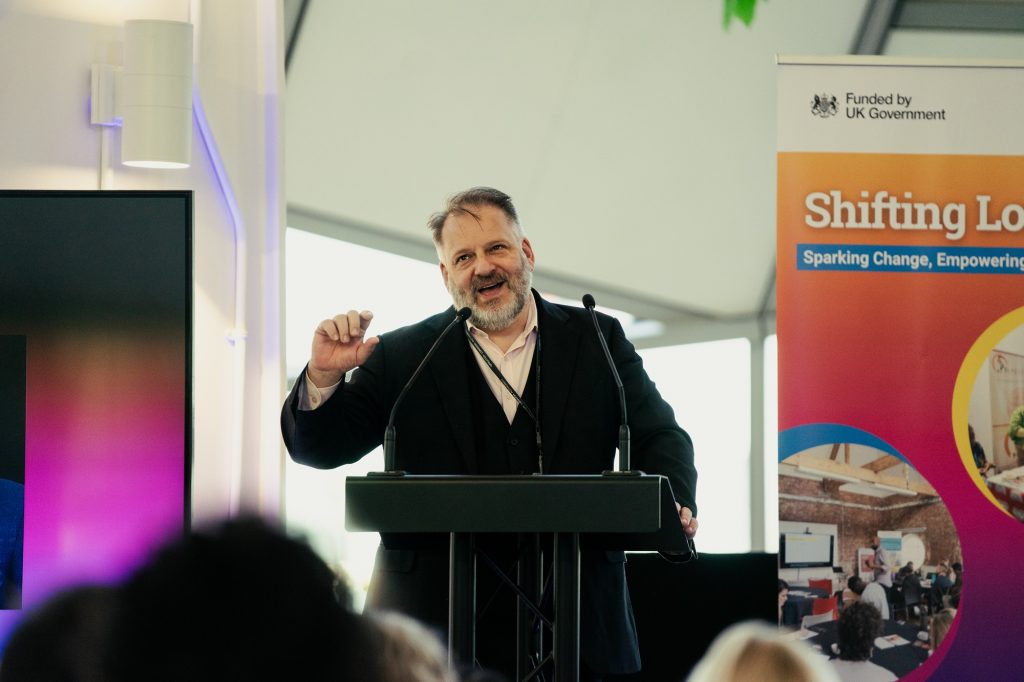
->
[[778, 56, 1024, 680]]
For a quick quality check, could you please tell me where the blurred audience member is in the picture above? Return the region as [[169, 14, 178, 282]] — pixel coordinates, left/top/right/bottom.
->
[[929, 563, 953, 610], [864, 536, 892, 606], [104, 517, 376, 682], [831, 602, 896, 682], [896, 570, 923, 621], [894, 562, 915, 586], [969, 425, 996, 477], [0, 584, 117, 682], [778, 579, 789, 625], [365, 610, 458, 682], [948, 562, 964, 608], [841, 576, 861, 609], [847, 576, 889, 620], [0, 518, 469, 682], [686, 621, 838, 682], [1007, 405, 1024, 460], [928, 608, 957, 655]]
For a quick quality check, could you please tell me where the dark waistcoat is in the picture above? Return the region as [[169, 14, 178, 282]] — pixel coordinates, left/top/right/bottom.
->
[[466, 340, 540, 476]]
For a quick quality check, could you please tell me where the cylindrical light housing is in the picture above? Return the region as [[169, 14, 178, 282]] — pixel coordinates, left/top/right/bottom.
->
[[122, 20, 193, 169]]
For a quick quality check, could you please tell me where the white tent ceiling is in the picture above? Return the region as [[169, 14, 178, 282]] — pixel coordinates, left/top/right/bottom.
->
[[284, 0, 1024, 339]]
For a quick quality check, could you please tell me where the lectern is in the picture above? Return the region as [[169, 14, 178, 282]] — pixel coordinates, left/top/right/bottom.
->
[[346, 473, 691, 682]]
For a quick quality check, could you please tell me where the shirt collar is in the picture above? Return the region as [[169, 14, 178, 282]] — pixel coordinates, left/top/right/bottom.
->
[[467, 292, 539, 344]]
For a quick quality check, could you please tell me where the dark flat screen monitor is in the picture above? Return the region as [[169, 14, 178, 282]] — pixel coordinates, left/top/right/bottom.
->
[[0, 190, 192, 643]]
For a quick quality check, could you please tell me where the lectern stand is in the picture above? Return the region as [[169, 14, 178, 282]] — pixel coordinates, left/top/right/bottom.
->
[[346, 473, 690, 682]]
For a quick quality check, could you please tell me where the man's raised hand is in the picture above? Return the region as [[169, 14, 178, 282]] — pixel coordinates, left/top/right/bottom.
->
[[307, 310, 379, 387]]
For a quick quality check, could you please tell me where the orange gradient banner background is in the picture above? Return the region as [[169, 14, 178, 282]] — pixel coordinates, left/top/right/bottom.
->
[[778, 151, 1024, 681]]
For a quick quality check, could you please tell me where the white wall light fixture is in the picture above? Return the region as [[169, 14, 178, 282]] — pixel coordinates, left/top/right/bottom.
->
[[122, 20, 192, 168], [90, 20, 194, 169]]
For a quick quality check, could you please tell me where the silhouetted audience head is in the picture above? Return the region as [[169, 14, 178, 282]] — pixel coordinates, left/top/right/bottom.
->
[[837, 602, 882, 662], [686, 621, 839, 682], [777, 579, 790, 623], [103, 516, 375, 682], [847, 576, 866, 595], [0, 517, 467, 682], [0, 584, 117, 682], [949, 562, 964, 608]]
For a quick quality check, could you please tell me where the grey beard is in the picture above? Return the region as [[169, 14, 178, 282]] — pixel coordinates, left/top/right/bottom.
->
[[469, 283, 529, 331], [449, 265, 532, 333]]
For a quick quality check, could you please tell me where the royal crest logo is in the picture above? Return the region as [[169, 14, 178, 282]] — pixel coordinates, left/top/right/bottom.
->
[[811, 93, 838, 118]]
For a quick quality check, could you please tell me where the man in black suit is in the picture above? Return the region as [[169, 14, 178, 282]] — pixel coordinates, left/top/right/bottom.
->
[[282, 187, 698, 680]]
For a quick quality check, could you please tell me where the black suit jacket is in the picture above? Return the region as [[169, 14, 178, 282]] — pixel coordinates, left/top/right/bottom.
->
[[281, 291, 696, 674]]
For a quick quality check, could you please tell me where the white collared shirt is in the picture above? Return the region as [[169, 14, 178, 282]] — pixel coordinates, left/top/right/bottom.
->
[[466, 295, 538, 424]]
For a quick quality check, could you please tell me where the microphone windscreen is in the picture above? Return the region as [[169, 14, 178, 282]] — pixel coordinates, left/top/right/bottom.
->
[[582, 293, 596, 309], [457, 307, 472, 321]]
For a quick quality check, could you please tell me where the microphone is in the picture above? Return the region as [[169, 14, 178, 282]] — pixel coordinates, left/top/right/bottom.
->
[[379, 307, 472, 474], [582, 294, 633, 473]]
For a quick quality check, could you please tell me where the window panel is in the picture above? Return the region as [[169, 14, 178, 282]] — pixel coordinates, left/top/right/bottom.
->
[[764, 334, 779, 553], [639, 339, 752, 553], [284, 229, 450, 607]]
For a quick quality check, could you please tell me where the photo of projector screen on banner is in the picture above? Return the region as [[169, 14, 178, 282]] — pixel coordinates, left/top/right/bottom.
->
[[778, 56, 1024, 680]]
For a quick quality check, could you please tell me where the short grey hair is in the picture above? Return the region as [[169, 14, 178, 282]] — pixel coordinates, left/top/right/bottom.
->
[[427, 187, 522, 247]]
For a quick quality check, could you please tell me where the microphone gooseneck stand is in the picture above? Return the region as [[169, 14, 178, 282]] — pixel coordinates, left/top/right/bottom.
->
[[376, 306, 472, 476], [582, 294, 636, 475]]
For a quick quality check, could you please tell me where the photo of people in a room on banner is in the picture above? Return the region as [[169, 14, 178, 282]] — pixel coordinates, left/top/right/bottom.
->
[[777, 56, 1024, 680]]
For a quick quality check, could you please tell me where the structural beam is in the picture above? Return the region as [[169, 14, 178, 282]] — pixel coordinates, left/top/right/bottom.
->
[[852, 0, 902, 54], [287, 203, 762, 344], [895, 0, 1024, 32], [784, 452, 936, 496], [863, 454, 903, 473]]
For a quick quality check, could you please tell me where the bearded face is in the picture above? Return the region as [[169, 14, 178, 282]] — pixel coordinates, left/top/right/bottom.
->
[[447, 249, 532, 332], [438, 204, 536, 334]]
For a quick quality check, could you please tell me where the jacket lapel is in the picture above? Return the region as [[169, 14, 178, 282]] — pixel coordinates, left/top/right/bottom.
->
[[535, 293, 580, 467], [427, 313, 478, 473]]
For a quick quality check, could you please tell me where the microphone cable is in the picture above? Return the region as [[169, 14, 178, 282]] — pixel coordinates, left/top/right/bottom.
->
[[464, 325, 544, 475]]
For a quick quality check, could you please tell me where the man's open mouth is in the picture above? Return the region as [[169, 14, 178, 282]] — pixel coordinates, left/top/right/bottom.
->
[[476, 280, 506, 296]]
